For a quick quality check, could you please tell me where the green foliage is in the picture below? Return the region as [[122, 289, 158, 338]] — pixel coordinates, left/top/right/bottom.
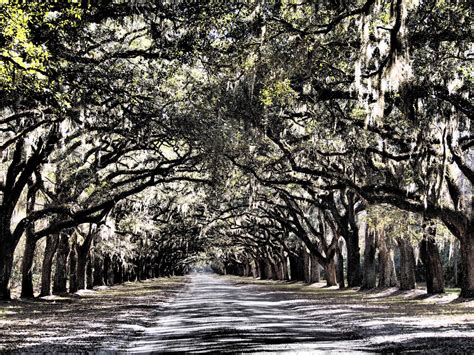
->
[[0, 3, 83, 94], [260, 79, 299, 107], [366, 205, 423, 243]]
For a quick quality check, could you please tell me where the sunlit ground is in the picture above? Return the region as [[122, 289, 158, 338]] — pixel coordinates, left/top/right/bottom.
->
[[1, 273, 473, 353]]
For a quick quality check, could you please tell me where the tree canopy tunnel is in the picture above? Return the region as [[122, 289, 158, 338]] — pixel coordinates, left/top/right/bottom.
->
[[0, 1, 472, 300]]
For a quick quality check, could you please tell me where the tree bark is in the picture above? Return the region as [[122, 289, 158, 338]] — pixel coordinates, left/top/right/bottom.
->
[[69, 240, 78, 293], [361, 227, 377, 290], [281, 254, 290, 280], [254, 258, 260, 278], [460, 229, 474, 298], [258, 259, 267, 279], [324, 256, 338, 286], [39, 234, 60, 297], [264, 259, 273, 280], [452, 239, 460, 287], [309, 254, 320, 282], [76, 228, 96, 290], [303, 249, 311, 283], [378, 231, 398, 288], [346, 231, 363, 287], [419, 220, 445, 294], [86, 251, 94, 289], [336, 243, 345, 288], [20, 235, 37, 298], [0, 235, 16, 300], [397, 238, 416, 290], [53, 233, 70, 294], [289, 252, 305, 281], [76, 245, 88, 290], [21, 177, 38, 298], [93, 255, 104, 286], [113, 257, 124, 284], [103, 254, 111, 285]]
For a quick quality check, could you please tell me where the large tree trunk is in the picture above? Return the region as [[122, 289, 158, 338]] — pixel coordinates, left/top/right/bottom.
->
[[303, 249, 311, 283], [420, 220, 444, 294], [93, 255, 104, 286], [460, 229, 474, 298], [39, 235, 59, 297], [273, 259, 284, 280], [86, 252, 94, 289], [281, 255, 290, 280], [254, 258, 260, 278], [53, 234, 70, 294], [86, 261, 94, 288], [77, 229, 96, 290], [361, 227, 377, 290], [264, 259, 273, 280], [0, 234, 16, 300], [21, 178, 38, 298], [346, 231, 363, 287], [378, 232, 398, 288], [76, 246, 88, 291], [242, 260, 250, 277], [451, 239, 460, 288], [324, 257, 338, 286], [258, 259, 267, 279], [309, 254, 320, 282], [336, 243, 345, 288], [20, 235, 37, 298], [397, 238, 416, 290], [113, 257, 124, 284], [289, 252, 305, 281], [103, 254, 111, 285], [69, 241, 78, 293]]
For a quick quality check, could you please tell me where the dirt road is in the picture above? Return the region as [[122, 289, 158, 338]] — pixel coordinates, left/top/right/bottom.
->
[[1, 273, 473, 353], [129, 273, 362, 353]]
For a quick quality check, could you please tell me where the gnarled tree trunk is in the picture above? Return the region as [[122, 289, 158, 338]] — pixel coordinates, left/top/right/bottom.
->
[[93, 255, 104, 286], [460, 229, 474, 298], [420, 220, 444, 294], [397, 238, 416, 290], [39, 234, 60, 297], [303, 249, 311, 283], [53, 233, 70, 294], [361, 227, 377, 290], [76, 248, 88, 291], [264, 259, 273, 280], [309, 254, 320, 283], [336, 243, 345, 288], [378, 231, 398, 288], [69, 240, 78, 293], [289, 252, 305, 281], [345, 231, 363, 287], [324, 256, 338, 286], [20, 235, 37, 298], [0, 234, 16, 300], [21, 178, 38, 299], [86, 252, 94, 289], [281, 255, 290, 280], [77, 228, 96, 290]]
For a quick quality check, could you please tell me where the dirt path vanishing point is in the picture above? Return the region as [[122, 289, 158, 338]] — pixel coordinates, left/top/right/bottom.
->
[[1, 273, 473, 353], [128, 273, 362, 353]]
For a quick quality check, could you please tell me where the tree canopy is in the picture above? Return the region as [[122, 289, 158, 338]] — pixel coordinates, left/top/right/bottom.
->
[[0, 0, 472, 300]]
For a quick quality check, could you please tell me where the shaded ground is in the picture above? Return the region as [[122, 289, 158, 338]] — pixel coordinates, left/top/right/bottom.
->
[[1, 274, 473, 353], [0, 277, 187, 353]]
